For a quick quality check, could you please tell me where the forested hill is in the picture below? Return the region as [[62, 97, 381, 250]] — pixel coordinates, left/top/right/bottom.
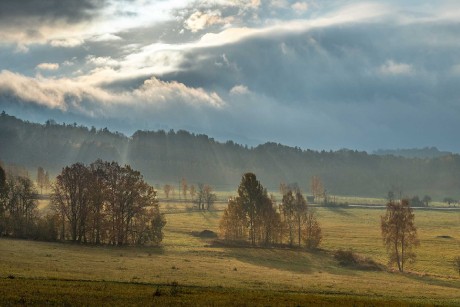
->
[[0, 112, 459, 198]]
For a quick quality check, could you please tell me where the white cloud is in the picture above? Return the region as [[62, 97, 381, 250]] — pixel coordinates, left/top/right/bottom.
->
[[271, 0, 288, 8], [86, 55, 119, 68], [89, 33, 122, 42], [50, 37, 85, 48], [230, 84, 250, 95], [134, 77, 225, 108], [36, 63, 60, 71], [379, 60, 414, 76], [291, 2, 308, 13], [184, 10, 233, 32], [0, 70, 224, 114]]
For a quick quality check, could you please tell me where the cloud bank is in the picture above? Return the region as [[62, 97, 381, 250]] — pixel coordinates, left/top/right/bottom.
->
[[1, 0, 460, 152]]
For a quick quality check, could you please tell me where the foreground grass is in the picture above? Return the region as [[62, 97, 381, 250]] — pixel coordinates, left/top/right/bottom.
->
[[0, 277, 437, 306], [0, 203, 459, 305]]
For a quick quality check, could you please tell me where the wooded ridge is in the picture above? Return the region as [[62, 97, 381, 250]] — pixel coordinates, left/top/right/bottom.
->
[[0, 112, 459, 198]]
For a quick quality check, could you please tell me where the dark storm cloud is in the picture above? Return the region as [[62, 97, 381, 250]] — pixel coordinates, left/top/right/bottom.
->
[[1, 0, 460, 152], [0, 0, 106, 24]]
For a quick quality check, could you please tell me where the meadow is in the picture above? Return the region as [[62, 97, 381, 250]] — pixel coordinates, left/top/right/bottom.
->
[[0, 197, 459, 306]]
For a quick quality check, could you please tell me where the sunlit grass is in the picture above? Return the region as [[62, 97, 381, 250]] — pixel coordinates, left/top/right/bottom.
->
[[0, 200, 459, 305]]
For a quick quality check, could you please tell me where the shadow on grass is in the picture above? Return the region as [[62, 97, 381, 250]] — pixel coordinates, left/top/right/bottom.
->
[[402, 272, 460, 290], [219, 245, 358, 276], [322, 205, 354, 216]]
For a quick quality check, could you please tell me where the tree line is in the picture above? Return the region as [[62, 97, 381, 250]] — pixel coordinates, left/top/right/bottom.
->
[[2, 112, 460, 198], [0, 161, 166, 246]]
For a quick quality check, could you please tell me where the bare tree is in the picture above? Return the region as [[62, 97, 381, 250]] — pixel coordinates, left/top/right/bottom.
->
[[181, 178, 188, 200], [310, 176, 324, 201], [37, 167, 45, 194], [194, 184, 216, 210], [163, 184, 172, 199], [203, 185, 217, 210], [381, 199, 419, 272], [189, 184, 196, 200]]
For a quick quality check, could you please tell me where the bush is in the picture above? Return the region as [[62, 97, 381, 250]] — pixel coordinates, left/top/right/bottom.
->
[[334, 249, 383, 271], [334, 249, 359, 266]]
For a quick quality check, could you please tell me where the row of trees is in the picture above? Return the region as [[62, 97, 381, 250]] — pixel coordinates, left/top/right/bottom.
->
[[0, 161, 166, 246], [51, 160, 166, 245], [219, 173, 321, 249]]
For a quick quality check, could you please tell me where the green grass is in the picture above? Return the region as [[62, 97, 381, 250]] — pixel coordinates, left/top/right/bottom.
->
[[0, 201, 459, 306]]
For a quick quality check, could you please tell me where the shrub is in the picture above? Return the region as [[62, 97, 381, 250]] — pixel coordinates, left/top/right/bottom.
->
[[334, 249, 383, 271]]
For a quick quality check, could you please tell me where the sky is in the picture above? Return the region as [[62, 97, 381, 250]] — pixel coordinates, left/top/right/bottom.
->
[[0, 0, 459, 152]]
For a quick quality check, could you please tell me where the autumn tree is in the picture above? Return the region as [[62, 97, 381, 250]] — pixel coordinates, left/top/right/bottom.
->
[[52, 163, 91, 242], [294, 190, 308, 247], [163, 184, 172, 199], [0, 166, 6, 235], [281, 187, 320, 248], [103, 163, 157, 245], [37, 167, 45, 194], [220, 173, 283, 246], [51, 160, 165, 246], [219, 198, 247, 241], [303, 209, 322, 249], [310, 175, 324, 200], [279, 182, 287, 195], [189, 184, 196, 200], [281, 189, 296, 245], [181, 178, 188, 200], [203, 185, 217, 210], [255, 194, 282, 245], [3, 174, 38, 238], [87, 160, 107, 244], [237, 173, 266, 245], [381, 199, 419, 272]]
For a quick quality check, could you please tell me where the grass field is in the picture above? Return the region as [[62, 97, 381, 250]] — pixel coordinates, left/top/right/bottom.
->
[[0, 199, 459, 305]]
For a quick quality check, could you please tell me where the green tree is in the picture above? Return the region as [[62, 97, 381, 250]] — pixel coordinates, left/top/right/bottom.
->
[[381, 199, 419, 272], [422, 195, 431, 207]]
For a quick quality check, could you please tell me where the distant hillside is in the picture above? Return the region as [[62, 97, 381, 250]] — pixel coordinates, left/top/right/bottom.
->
[[373, 147, 452, 159], [1, 112, 459, 198]]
